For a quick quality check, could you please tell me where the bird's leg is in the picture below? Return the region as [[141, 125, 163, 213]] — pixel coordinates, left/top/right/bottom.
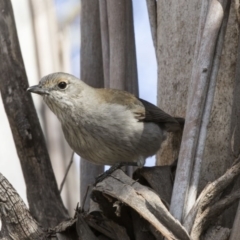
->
[[95, 162, 138, 184]]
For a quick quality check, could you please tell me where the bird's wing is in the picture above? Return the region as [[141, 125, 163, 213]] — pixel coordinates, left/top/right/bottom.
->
[[136, 98, 182, 132], [97, 88, 183, 132]]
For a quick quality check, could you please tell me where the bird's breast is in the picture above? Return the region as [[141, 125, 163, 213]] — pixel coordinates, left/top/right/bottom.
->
[[61, 103, 164, 165]]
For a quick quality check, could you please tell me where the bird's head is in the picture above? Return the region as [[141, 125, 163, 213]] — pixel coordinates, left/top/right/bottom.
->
[[27, 72, 89, 117]]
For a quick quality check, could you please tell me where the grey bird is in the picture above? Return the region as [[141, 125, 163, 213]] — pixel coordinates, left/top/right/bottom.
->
[[27, 72, 184, 167]]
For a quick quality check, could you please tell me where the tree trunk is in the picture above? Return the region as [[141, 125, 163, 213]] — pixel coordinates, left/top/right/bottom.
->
[[154, 0, 239, 227], [156, 0, 201, 166]]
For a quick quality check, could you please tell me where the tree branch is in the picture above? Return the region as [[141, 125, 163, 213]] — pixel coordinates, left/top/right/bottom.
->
[[191, 189, 240, 239], [93, 169, 190, 240], [0, 173, 44, 239], [184, 157, 240, 232]]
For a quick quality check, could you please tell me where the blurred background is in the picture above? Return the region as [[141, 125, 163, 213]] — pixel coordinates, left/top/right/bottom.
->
[[0, 0, 156, 216]]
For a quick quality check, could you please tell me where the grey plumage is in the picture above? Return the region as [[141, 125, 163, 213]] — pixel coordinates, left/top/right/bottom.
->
[[27, 72, 184, 166]]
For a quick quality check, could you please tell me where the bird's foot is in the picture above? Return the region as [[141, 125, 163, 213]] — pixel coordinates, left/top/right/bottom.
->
[[95, 162, 138, 184]]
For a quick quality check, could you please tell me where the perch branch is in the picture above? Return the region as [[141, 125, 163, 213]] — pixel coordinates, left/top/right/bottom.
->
[[93, 169, 190, 240]]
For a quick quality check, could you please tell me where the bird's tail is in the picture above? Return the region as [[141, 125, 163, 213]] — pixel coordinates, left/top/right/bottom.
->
[[174, 117, 185, 129]]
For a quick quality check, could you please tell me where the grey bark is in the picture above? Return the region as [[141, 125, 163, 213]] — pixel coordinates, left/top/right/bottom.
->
[[170, 0, 230, 221], [0, 173, 44, 239], [107, 0, 138, 95], [94, 169, 190, 240], [155, 0, 201, 166], [80, 0, 104, 210], [99, 0, 110, 88], [154, 0, 238, 227], [185, 1, 230, 216], [198, 0, 239, 188], [0, 0, 68, 227], [204, 227, 230, 240], [228, 8, 240, 238], [183, 158, 240, 233], [199, 1, 239, 227]]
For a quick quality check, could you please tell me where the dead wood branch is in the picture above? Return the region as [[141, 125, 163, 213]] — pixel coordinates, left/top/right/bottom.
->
[[191, 189, 240, 239], [133, 166, 173, 206], [184, 158, 240, 232], [85, 213, 130, 240], [0, 173, 44, 239], [76, 214, 98, 240], [204, 226, 230, 240], [93, 169, 190, 240]]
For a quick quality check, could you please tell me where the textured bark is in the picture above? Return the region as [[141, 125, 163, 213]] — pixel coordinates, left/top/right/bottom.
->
[[0, 0, 68, 227], [107, 0, 138, 95], [204, 227, 230, 240], [76, 214, 99, 240], [93, 169, 190, 240], [0, 173, 44, 239], [133, 166, 173, 205], [80, 0, 104, 210], [185, 1, 230, 216], [170, 0, 230, 221], [155, 0, 201, 166], [199, 0, 239, 193], [228, 11, 240, 239], [199, 1, 239, 227], [183, 158, 240, 233], [191, 189, 240, 239], [155, 0, 238, 227]]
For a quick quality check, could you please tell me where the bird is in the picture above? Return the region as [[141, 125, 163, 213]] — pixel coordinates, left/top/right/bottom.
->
[[27, 72, 184, 168]]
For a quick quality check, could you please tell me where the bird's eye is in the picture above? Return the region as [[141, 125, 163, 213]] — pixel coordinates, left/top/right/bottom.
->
[[58, 81, 67, 89]]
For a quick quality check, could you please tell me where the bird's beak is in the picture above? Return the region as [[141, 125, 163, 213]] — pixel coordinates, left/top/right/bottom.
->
[[27, 85, 49, 95]]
